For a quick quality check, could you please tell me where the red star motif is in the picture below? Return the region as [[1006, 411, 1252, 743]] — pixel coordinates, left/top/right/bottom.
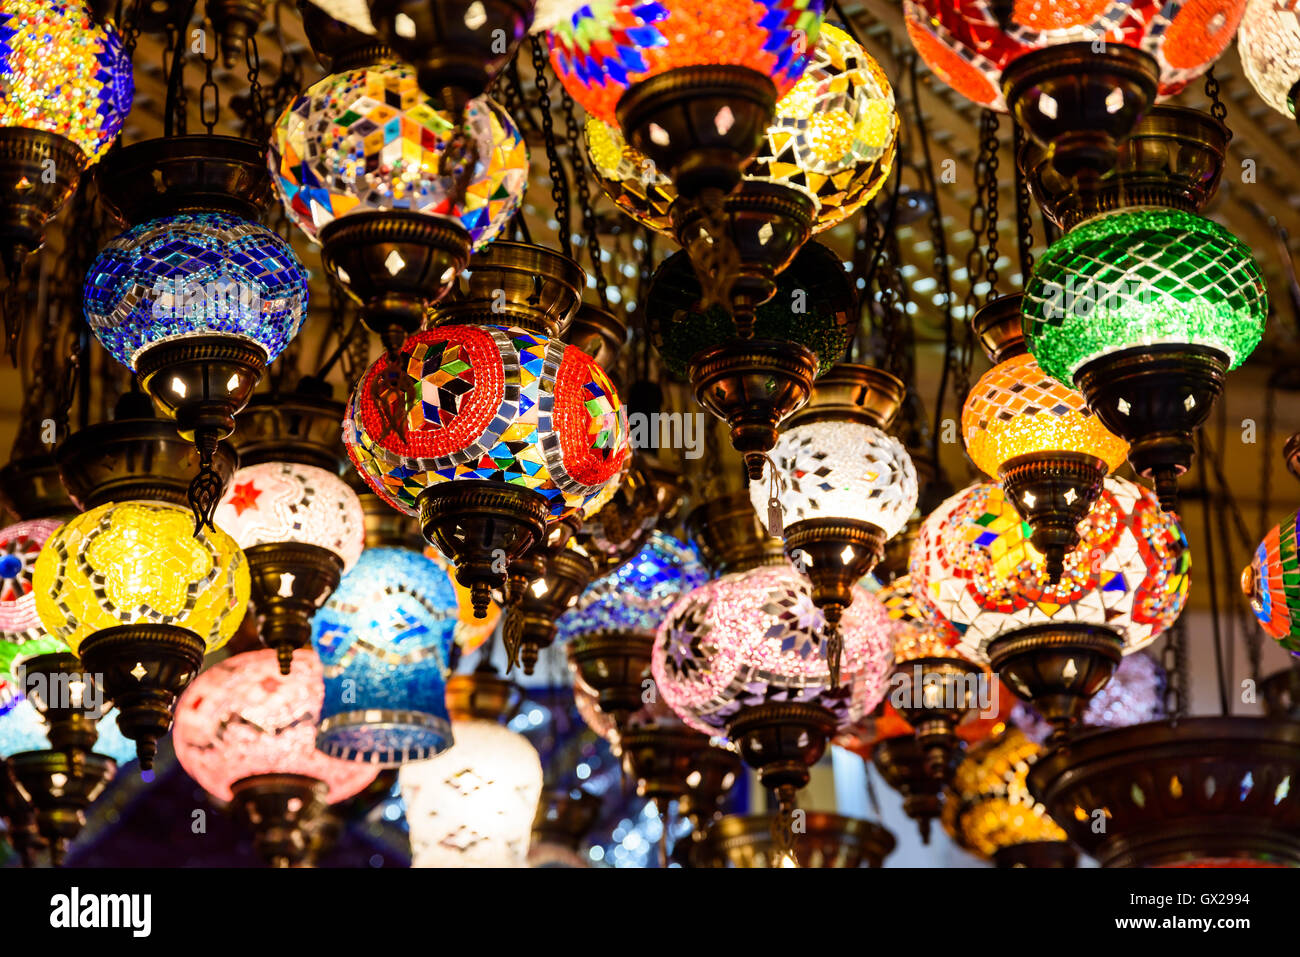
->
[[227, 480, 263, 516]]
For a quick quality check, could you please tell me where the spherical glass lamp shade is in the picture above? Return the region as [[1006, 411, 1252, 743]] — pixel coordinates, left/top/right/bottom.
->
[[1021, 208, 1267, 386], [1012, 651, 1165, 744], [32, 502, 250, 655], [749, 420, 918, 540], [902, 0, 1245, 111], [0, 698, 136, 765], [345, 324, 630, 521], [651, 563, 894, 735], [173, 648, 379, 803], [545, 0, 825, 125], [1245, 506, 1300, 653], [268, 64, 528, 247], [0, 519, 63, 636], [584, 22, 898, 235], [962, 353, 1129, 478], [556, 531, 707, 643], [215, 462, 366, 571], [0, 0, 134, 162], [82, 212, 310, 371], [1239, 0, 1300, 118], [310, 546, 458, 764], [909, 478, 1189, 661], [399, 717, 544, 867]]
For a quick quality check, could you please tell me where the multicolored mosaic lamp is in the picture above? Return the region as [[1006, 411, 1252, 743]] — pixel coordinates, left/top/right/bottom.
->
[[345, 323, 629, 620], [269, 61, 528, 349], [311, 546, 459, 766], [586, 22, 897, 237], [0, 0, 133, 272], [0, 518, 64, 656], [1238, 0, 1300, 122], [910, 477, 1188, 738], [173, 648, 379, 867], [560, 531, 707, 736], [1021, 207, 1267, 511], [646, 240, 854, 480], [32, 500, 250, 768], [903, 0, 1244, 178], [547, 0, 826, 199], [215, 462, 365, 674], [751, 364, 917, 684], [1244, 505, 1300, 654], [962, 294, 1129, 581]]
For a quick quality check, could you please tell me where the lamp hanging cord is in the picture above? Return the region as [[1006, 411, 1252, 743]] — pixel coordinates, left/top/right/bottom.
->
[[188, 428, 224, 534]]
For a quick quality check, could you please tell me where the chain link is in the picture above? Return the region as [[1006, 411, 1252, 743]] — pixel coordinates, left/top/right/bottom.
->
[[243, 33, 267, 141], [1012, 118, 1035, 279], [1205, 66, 1228, 125], [529, 36, 572, 259], [560, 85, 611, 308], [1161, 618, 1187, 720], [198, 18, 220, 134]]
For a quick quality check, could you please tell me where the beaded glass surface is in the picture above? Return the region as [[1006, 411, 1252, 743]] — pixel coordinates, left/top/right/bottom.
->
[[942, 725, 1065, 858], [876, 574, 965, 662], [311, 546, 458, 765], [0, 519, 62, 636], [546, 0, 827, 124], [0, 0, 133, 161], [962, 352, 1129, 477], [0, 698, 136, 764], [83, 212, 309, 370], [750, 420, 918, 539], [269, 64, 528, 247], [215, 462, 365, 571], [32, 501, 250, 655], [902, 0, 1245, 111], [647, 242, 854, 379], [909, 477, 1189, 661], [1012, 651, 1165, 744], [346, 324, 629, 521], [1021, 208, 1267, 385], [399, 718, 544, 868], [651, 563, 894, 735], [1238, 0, 1300, 118], [173, 648, 378, 803], [585, 22, 897, 235], [1246, 506, 1300, 653], [556, 531, 707, 642]]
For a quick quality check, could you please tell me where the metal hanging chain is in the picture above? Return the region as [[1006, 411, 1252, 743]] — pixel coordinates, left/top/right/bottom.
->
[[855, 198, 884, 358], [242, 33, 267, 141], [978, 110, 1002, 303], [559, 84, 611, 309], [1011, 118, 1035, 279], [164, 0, 200, 137], [955, 110, 1000, 412], [119, 0, 143, 58], [1161, 617, 1187, 720], [529, 36, 573, 259], [1197, 430, 1233, 716], [1245, 382, 1277, 682], [198, 17, 221, 135], [1204, 66, 1228, 126]]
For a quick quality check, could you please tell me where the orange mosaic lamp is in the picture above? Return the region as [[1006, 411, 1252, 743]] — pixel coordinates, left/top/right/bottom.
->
[[962, 295, 1129, 583]]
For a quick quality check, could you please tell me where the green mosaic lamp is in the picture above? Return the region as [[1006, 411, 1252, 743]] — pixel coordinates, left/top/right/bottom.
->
[[1021, 206, 1266, 511]]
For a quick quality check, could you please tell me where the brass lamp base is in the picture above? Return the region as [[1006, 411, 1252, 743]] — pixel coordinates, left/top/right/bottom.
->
[[244, 542, 344, 675], [418, 481, 550, 619], [77, 624, 206, 771], [508, 543, 596, 674], [617, 65, 777, 200], [618, 722, 712, 804], [16, 652, 106, 759], [691, 812, 895, 868], [871, 735, 947, 843], [428, 240, 585, 337], [993, 840, 1078, 869], [0, 764, 45, 867], [1003, 41, 1158, 184], [999, 451, 1109, 583], [319, 211, 472, 351], [0, 129, 85, 275], [891, 656, 988, 783], [7, 750, 116, 867], [232, 383, 348, 473], [726, 701, 837, 793], [690, 339, 817, 481], [230, 773, 329, 868], [1073, 344, 1226, 512], [567, 631, 655, 735], [986, 623, 1123, 741]]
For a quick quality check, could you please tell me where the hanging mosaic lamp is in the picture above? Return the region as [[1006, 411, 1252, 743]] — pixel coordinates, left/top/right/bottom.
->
[[173, 648, 379, 867], [345, 323, 629, 621], [311, 546, 459, 765], [690, 811, 895, 868], [962, 294, 1128, 581], [547, 0, 827, 200], [88, 135, 310, 530], [910, 477, 1188, 739], [903, 0, 1244, 179], [269, 35, 528, 350], [1244, 504, 1300, 654], [751, 364, 918, 684], [646, 240, 854, 480], [0, 0, 133, 273], [1239, 0, 1300, 123]]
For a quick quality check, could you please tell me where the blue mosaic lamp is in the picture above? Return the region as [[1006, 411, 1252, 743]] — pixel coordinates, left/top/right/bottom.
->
[[82, 210, 310, 529], [560, 531, 708, 733], [311, 546, 459, 765]]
